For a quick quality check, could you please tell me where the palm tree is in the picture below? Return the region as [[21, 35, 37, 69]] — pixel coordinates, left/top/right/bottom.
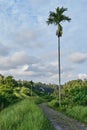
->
[[47, 7, 71, 106]]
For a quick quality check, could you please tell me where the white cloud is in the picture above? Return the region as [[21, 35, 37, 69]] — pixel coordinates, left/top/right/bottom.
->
[[21, 64, 29, 71], [78, 73, 87, 79], [0, 51, 40, 70], [70, 52, 87, 63], [1, 68, 35, 78], [50, 61, 57, 67]]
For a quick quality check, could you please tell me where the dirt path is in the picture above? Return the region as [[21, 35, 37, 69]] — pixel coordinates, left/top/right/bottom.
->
[[39, 103, 87, 130]]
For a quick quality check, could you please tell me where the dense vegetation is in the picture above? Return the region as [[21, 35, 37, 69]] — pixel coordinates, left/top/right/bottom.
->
[[0, 99, 55, 130], [0, 74, 55, 130], [49, 79, 87, 124], [62, 79, 87, 106], [0, 74, 54, 110], [0, 73, 87, 126]]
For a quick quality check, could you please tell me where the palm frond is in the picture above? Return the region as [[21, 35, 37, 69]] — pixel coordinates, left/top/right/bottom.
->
[[46, 17, 55, 25], [49, 11, 56, 18], [60, 15, 71, 23], [56, 7, 67, 14], [46, 6, 71, 27], [46, 11, 57, 25]]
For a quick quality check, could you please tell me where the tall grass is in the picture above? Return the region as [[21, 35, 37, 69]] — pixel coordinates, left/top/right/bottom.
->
[[0, 99, 55, 130], [65, 106, 87, 124]]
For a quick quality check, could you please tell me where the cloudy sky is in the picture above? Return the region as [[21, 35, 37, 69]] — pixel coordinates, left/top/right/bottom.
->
[[0, 0, 87, 84]]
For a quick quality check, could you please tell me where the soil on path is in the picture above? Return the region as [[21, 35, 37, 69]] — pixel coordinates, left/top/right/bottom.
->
[[39, 103, 87, 130]]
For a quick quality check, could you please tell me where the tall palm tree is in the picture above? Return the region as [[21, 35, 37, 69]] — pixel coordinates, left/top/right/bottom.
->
[[47, 7, 71, 106]]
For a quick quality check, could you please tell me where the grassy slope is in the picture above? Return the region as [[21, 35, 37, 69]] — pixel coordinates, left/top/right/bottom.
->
[[0, 99, 55, 130]]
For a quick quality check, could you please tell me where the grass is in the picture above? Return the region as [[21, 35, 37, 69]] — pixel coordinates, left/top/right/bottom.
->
[[33, 96, 45, 104], [0, 99, 55, 130], [65, 106, 87, 124]]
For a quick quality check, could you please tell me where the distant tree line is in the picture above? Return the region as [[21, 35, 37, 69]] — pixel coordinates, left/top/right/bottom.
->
[[0, 74, 55, 110]]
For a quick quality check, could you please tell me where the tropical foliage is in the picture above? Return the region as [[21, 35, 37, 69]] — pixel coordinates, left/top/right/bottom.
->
[[47, 7, 71, 37], [61, 79, 87, 106], [0, 74, 55, 110], [49, 79, 87, 124]]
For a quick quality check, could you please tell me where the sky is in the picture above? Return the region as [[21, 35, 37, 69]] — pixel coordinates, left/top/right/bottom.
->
[[0, 0, 87, 84]]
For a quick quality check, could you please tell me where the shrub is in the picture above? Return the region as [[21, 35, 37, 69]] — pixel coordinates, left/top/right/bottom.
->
[[0, 87, 19, 110], [20, 86, 31, 96], [48, 99, 59, 109]]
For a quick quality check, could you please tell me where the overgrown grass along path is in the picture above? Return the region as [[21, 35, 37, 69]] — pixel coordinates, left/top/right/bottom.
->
[[0, 99, 55, 130], [39, 103, 87, 130]]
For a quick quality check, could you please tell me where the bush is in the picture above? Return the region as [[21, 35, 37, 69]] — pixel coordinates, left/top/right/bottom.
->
[[0, 87, 19, 110], [20, 87, 31, 96], [61, 81, 87, 106], [48, 99, 59, 109]]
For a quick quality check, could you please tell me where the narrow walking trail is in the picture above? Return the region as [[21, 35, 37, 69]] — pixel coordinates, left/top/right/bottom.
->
[[39, 103, 87, 130]]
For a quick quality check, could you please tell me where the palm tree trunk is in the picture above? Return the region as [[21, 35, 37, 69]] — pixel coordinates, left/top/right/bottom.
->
[[58, 36, 61, 106]]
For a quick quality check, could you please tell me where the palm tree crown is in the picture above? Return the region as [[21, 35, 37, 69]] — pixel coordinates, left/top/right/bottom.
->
[[47, 7, 71, 37]]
